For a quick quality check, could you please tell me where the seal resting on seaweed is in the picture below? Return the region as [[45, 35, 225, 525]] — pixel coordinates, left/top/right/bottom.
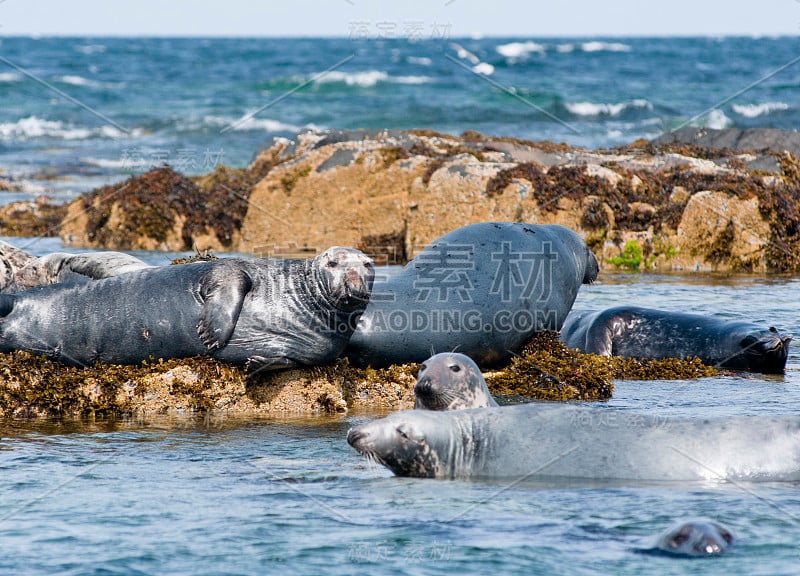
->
[[347, 405, 800, 480], [0, 247, 373, 368], [414, 352, 497, 410], [560, 306, 791, 374], [346, 222, 598, 368]]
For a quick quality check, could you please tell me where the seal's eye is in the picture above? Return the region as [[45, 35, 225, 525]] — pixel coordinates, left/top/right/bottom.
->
[[327, 261, 338, 269], [420, 363, 427, 372], [449, 364, 461, 373], [396, 426, 409, 440]]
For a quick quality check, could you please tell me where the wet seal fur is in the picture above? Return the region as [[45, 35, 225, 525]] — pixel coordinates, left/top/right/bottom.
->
[[347, 222, 598, 368], [347, 404, 800, 480], [0, 247, 374, 368], [643, 519, 734, 556], [560, 306, 791, 374], [414, 352, 497, 410]]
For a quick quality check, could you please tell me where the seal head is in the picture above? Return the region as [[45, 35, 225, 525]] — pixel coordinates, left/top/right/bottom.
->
[[649, 519, 734, 556], [414, 352, 498, 410]]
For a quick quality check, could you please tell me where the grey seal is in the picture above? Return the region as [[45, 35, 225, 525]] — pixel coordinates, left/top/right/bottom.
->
[[414, 352, 497, 410], [0, 247, 374, 368], [0, 240, 36, 292], [347, 404, 800, 479], [346, 222, 598, 368], [13, 251, 154, 291], [645, 519, 734, 556], [560, 306, 791, 374]]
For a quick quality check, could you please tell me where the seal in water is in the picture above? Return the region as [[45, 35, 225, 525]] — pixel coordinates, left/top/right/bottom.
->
[[645, 519, 734, 556], [347, 404, 800, 480], [346, 222, 598, 368], [414, 352, 498, 410], [0, 247, 374, 368], [559, 306, 791, 374]]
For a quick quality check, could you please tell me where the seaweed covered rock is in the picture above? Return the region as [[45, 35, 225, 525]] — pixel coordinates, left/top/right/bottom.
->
[[485, 332, 718, 402], [0, 331, 719, 418], [0, 196, 67, 237]]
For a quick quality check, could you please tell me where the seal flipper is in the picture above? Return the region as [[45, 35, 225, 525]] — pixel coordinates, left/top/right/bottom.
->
[[197, 265, 253, 350]]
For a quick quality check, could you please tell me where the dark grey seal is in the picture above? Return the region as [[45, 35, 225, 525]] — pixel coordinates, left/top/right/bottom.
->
[[560, 306, 791, 374], [414, 352, 497, 410], [347, 404, 800, 479], [645, 519, 734, 556], [0, 247, 374, 368], [346, 222, 598, 368]]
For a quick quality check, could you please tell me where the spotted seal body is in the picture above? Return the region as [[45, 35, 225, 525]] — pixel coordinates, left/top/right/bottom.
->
[[13, 251, 154, 291], [347, 405, 800, 480], [0, 247, 373, 367], [414, 352, 497, 410], [346, 222, 598, 368], [647, 519, 734, 556], [0, 240, 36, 292], [560, 306, 791, 374]]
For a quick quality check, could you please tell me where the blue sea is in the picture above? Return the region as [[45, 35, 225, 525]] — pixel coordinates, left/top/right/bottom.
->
[[2, 37, 800, 575], [1, 36, 800, 200]]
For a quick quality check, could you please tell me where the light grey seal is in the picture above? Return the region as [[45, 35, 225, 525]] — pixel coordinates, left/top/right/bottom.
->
[[0, 240, 36, 292], [346, 222, 598, 368], [0, 247, 374, 368], [560, 306, 791, 374], [13, 251, 154, 291], [347, 404, 800, 480], [414, 352, 497, 410], [646, 519, 734, 556]]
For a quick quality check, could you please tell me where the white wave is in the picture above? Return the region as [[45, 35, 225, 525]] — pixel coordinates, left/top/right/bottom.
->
[[565, 99, 652, 117], [314, 70, 430, 87], [75, 44, 107, 55], [57, 75, 96, 87], [556, 43, 575, 53], [0, 115, 130, 140], [81, 156, 129, 169], [732, 102, 789, 118], [202, 115, 302, 133], [0, 72, 21, 82], [581, 41, 632, 53], [472, 62, 495, 75], [693, 109, 733, 129], [496, 41, 546, 59], [449, 42, 480, 65], [406, 56, 432, 66], [54, 75, 124, 90]]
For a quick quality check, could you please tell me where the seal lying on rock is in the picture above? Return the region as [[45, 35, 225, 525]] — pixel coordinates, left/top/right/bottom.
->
[[347, 222, 598, 368], [347, 404, 800, 479], [644, 519, 734, 556], [13, 251, 154, 291], [0, 240, 154, 292], [414, 352, 497, 410], [560, 306, 791, 374], [0, 247, 374, 368], [0, 240, 36, 292]]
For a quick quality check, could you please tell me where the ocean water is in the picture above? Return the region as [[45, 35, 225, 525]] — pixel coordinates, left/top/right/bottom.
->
[[2, 37, 800, 574], [1, 36, 800, 201], [1, 244, 799, 574]]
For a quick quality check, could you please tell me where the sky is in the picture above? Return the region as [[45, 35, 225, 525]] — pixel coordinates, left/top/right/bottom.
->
[[0, 0, 799, 37]]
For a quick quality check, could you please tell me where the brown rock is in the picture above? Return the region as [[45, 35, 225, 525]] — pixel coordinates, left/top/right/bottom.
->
[[676, 190, 770, 271]]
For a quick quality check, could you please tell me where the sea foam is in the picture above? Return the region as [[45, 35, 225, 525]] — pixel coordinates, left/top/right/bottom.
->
[[732, 102, 789, 118], [565, 99, 652, 117]]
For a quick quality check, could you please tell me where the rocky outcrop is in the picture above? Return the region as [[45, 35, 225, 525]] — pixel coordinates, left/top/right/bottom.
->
[[46, 127, 800, 272], [0, 332, 717, 419], [0, 196, 67, 237]]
